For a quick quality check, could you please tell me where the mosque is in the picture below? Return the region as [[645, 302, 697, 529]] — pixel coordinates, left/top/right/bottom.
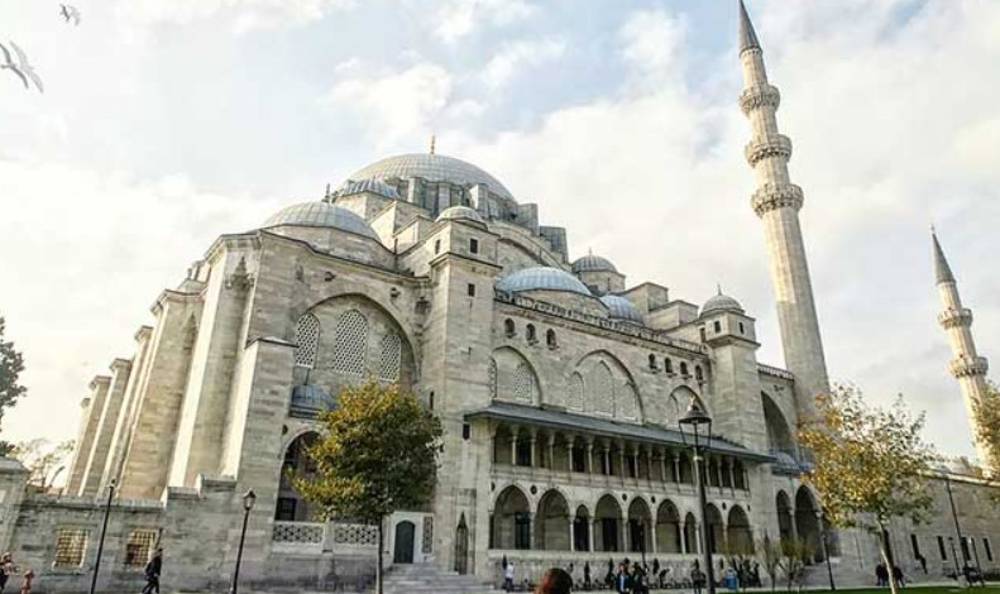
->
[[0, 2, 997, 593]]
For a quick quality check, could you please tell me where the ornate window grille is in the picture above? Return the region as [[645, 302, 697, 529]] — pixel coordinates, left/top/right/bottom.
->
[[124, 529, 158, 567], [294, 313, 320, 368], [332, 310, 368, 375], [378, 332, 402, 381], [511, 362, 537, 403], [54, 528, 89, 568], [488, 358, 498, 398]]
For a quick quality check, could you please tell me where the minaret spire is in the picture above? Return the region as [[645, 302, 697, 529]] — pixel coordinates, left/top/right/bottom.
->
[[738, 0, 829, 419], [931, 229, 992, 465]]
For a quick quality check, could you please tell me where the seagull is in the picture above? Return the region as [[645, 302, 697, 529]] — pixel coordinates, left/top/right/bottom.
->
[[0, 42, 28, 89], [9, 42, 43, 93], [60, 4, 81, 25]]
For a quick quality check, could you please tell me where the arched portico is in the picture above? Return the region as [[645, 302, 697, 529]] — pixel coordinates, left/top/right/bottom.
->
[[594, 494, 622, 552], [727, 505, 753, 554], [627, 497, 653, 553], [536, 489, 571, 550], [795, 486, 823, 563], [656, 499, 682, 553], [493, 485, 531, 550], [275, 431, 318, 522]]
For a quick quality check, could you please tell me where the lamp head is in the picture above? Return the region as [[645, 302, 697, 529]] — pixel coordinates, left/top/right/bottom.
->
[[678, 397, 712, 448], [243, 488, 257, 511]]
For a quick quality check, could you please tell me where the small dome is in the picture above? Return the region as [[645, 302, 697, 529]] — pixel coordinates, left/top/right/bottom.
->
[[572, 254, 618, 274], [600, 294, 643, 324], [332, 178, 401, 200], [437, 205, 487, 228], [289, 384, 338, 417], [702, 287, 744, 316], [496, 267, 592, 297], [346, 153, 514, 200], [262, 202, 379, 240]]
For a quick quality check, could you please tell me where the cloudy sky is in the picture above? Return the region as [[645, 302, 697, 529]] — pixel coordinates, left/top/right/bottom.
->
[[1, 0, 997, 461]]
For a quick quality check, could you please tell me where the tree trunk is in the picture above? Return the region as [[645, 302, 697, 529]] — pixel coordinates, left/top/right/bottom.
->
[[377, 516, 384, 594], [876, 522, 898, 594]]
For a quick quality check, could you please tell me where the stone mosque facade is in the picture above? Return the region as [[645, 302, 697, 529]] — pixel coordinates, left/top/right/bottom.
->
[[1, 3, 999, 592]]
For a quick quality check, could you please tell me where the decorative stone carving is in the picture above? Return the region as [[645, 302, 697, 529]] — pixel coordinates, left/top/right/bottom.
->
[[949, 355, 989, 378], [744, 134, 792, 167], [938, 307, 973, 329], [750, 183, 804, 217], [739, 83, 780, 115]]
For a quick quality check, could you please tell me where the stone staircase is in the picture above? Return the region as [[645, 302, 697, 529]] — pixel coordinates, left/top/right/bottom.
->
[[382, 563, 494, 594]]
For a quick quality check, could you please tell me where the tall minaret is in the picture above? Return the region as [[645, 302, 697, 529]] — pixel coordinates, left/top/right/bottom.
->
[[932, 230, 992, 464], [738, 1, 829, 418]]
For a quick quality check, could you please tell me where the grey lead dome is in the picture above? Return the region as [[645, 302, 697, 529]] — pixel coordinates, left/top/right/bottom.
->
[[437, 205, 487, 228], [346, 153, 514, 201], [702, 290, 744, 316], [262, 201, 379, 240], [600, 294, 643, 323], [496, 266, 592, 296], [571, 254, 618, 274]]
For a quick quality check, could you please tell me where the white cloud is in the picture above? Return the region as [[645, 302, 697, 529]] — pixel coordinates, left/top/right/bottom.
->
[[117, 0, 355, 31], [481, 38, 566, 90], [619, 8, 688, 85], [432, 0, 537, 44], [323, 63, 453, 149]]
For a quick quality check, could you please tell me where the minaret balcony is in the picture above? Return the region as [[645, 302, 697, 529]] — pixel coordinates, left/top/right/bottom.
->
[[949, 356, 989, 378], [739, 83, 780, 115], [750, 183, 804, 217], [745, 135, 791, 167], [938, 307, 972, 329]]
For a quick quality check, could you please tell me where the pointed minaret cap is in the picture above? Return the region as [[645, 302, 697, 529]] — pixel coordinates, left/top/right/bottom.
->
[[931, 227, 955, 284], [738, 0, 761, 54]]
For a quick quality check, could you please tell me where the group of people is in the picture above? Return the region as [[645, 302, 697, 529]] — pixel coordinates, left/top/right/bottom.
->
[[0, 548, 161, 594], [875, 562, 905, 588]]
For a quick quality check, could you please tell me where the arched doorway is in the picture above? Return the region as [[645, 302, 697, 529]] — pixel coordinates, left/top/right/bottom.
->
[[595, 494, 622, 552], [656, 499, 682, 553], [776, 491, 794, 544], [573, 506, 590, 551], [726, 505, 753, 554], [493, 486, 531, 550], [627, 498, 653, 554], [705, 503, 724, 556], [761, 393, 795, 456], [275, 431, 319, 521], [683, 512, 699, 554], [795, 486, 823, 563], [454, 514, 469, 574], [536, 490, 571, 550], [394, 521, 415, 564]]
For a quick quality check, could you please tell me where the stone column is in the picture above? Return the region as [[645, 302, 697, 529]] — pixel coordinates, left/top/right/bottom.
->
[[603, 442, 611, 476], [727, 459, 736, 495], [586, 438, 595, 475], [672, 453, 680, 483], [658, 448, 667, 483], [570, 516, 576, 552], [529, 429, 538, 468], [618, 441, 627, 482], [510, 426, 518, 466], [548, 434, 556, 471]]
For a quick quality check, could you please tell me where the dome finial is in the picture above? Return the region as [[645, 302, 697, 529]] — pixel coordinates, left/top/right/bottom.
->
[[717, 283, 723, 296], [324, 182, 331, 200], [429, 134, 436, 155]]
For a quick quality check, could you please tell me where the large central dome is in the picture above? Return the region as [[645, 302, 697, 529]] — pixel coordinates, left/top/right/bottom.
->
[[346, 153, 514, 200]]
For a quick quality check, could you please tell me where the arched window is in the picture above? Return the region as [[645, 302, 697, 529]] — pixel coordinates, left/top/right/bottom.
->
[[377, 332, 401, 381], [589, 362, 614, 416], [695, 365, 704, 382], [504, 318, 516, 337], [276, 432, 319, 521], [332, 309, 368, 375], [648, 354, 658, 370], [488, 358, 498, 399], [512, 362, 538, 403], [679, 362, 689, 377], [546, 329, 557, 349], [567, 372, 584, 412], [526, 324, 537, 344], [293, 313, 320, 368], [664, 358, 673, 374], [713, 320, 722, 333]]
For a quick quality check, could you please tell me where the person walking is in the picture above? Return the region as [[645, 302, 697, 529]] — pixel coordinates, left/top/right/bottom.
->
[[535, 568, 573, 594], [141, 548, 162, 594], [17, 570, 32, 594], [892, 565, 904, 588], [875, 563, 888, 587], [583, 561, 591, 589], [691, 561, 706, 594], [0, 553, 15, 594], [504, 560, 516, 592]]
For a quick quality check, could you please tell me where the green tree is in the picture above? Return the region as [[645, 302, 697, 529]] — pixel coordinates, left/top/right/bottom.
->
[[0, 316, 27, 455], [798, 384, 936, 594], [11, 438, 74, 490], [293, 380, 442, 594], [971, 381, 1000, 478], [755, 536, 782, 592]]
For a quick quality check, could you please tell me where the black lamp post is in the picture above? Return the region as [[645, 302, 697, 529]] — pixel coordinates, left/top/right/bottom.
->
[[941, 470, 982, 584], [89, 479, 116, 594], [231, 488, 257, 594], [679, 397, 716, 594]]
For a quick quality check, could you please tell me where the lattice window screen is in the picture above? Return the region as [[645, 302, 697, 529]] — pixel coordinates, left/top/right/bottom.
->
[[332, 310, 368, 375], [294, 313, 320, 368], [422, 516, 434, 553], [619, 382, 639, 420], [488, 358, 498, 399], [589, 363, 613, 416], [378, 333, 402, 381], [511, 362, 537, 403], [567, 372, 585, 412], [54, 528, 89, 567], [124, 529, 158, 567]]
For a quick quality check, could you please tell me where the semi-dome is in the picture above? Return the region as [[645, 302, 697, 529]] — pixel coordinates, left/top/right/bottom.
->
[[437, 205, 487, 228], [496, 267, 592, 296], [600, 294, 643, 324], [289, 384, 338, 417], [572, 253, 618, 274], [702, 287, 744, 316], [331, 178, 401, 200], [262, 202, 379, 240], [346, 153, 514, 200]]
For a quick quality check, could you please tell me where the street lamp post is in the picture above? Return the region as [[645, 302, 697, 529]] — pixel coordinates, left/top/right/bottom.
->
[[679, 397, 716, 594], [231, 488, 257, 594], [942, 471, 982, 585], [817, 513, 836, 591], [89, 480, 116, 594]]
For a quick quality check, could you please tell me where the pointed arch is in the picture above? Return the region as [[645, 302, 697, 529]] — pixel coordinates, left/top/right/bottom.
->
[[331, 309, 368, 375], [726, 505, 753, 554], [761, 392, 795, 455], [776, 490, 793, 544], [594, 494, 623, 552], [704, 503, 724, 556], [656, 499, 682, 553], [492, 485, 531, 550], [627, 497, 653, 553], [293, 312, 320, 368], [573, 350, 645, 422], [670, 385, 709, 418], [536, 489, 571, 551], [491, 346, 542, 405], [275, 431, 319, 522], [567, 372, 585, 412]]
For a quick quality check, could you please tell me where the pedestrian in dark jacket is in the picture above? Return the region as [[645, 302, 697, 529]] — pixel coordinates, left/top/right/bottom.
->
[[141, 548, 162, 594]]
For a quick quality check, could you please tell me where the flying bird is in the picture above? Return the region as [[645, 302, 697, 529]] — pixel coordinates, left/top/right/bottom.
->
[[60, 4, 81, 25], [9, 42, 43, 93], [0, 42, 28, 89]]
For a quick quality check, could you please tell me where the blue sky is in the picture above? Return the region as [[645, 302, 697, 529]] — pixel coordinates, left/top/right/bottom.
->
[[1, 0, 998, 461]]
